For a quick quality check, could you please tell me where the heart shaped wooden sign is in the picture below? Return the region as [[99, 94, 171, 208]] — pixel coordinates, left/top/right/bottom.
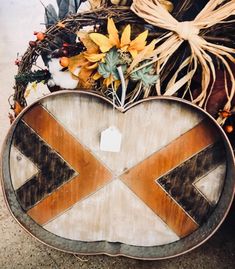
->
[[2, 91, 235, 259]]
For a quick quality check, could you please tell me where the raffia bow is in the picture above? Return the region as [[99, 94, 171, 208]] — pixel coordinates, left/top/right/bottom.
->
[[130, 0, 235, 123]]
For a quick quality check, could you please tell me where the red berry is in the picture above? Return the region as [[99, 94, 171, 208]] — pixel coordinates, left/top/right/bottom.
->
[[63, 43, 69, 47], [15, 59, 20, 66], [8, 113, 15, 124], [29, 41, 37, 47]]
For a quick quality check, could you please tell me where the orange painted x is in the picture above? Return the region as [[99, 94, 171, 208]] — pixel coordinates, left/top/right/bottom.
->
[[23, 105, 112, 225], [23, 105, 217, 237]]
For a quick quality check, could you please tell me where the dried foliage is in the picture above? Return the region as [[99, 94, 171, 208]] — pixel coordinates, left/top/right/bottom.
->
[[14, 0, 235, 125]]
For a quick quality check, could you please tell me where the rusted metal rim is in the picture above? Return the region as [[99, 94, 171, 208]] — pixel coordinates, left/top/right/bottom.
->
[[1, 90, 235, 260]]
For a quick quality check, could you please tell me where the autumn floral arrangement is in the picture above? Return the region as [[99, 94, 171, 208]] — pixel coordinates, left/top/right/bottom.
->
[[11, 0, 235, 138], [60, 18, 158, 106]]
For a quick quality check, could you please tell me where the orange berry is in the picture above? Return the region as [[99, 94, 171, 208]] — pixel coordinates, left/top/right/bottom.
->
[[60, 57, 69, 67], [36, 32, 45, 41], [225, 125, 234, 133]]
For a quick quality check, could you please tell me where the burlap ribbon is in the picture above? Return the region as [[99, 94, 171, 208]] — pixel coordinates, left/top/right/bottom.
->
[[130, 0, 235, 122]]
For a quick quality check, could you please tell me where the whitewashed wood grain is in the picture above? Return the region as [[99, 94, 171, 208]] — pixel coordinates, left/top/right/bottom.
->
[[10, 146, 38, 190], [194, 163, 226, 205], [44, 179, 180, 246], [42, 94, 204, 175], [11, 93, 226, 246]]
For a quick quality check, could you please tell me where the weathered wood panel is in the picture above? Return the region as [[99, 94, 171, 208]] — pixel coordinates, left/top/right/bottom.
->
[[157, 142, 225, 224], [22, 105, 113, 225], [13, 120, 77, 211], [45, 179, 180, 246], [4, 91, 230, 254], [194, 164, 226, 205], [42, 95, 204, 175], [121, 119, 222, 238], [10, 146, 38, 190]]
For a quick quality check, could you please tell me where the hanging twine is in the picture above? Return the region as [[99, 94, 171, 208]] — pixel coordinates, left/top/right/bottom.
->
[[130, 0, 235, 122]]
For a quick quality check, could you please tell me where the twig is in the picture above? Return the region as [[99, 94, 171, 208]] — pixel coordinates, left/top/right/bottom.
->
[[73, 254, 89, 262], [124, 82, 143, 108], [111, 83, 122, 107]]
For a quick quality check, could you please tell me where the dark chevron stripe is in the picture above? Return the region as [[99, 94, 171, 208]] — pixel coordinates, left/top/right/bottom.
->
[[13, 120, 77, 211], [157, 142, 225, 224]]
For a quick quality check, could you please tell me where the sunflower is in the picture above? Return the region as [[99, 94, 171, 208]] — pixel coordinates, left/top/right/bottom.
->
[[67, 32, 104, 88], [89, 18, 149, 58], [67, 18, 155, 89]]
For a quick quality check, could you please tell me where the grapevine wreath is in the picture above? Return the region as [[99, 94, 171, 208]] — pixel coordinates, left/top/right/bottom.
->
[[11, 0, 235, 144]]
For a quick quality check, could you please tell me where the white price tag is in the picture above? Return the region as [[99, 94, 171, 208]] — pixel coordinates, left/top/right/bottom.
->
[[100, 126, 122, 153]]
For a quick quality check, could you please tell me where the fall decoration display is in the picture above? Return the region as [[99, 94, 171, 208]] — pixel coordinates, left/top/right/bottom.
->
[[2, 91, 235, 259], [131, 0, 235, 125], [11, 0, 235, 132], [3, 1, 235, 260]]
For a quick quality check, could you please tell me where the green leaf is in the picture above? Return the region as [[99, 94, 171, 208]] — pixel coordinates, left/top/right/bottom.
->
[[130, 63, 158, 87], [105, 48, 119, 67], [98, 48, 127, 80], [98, 63, 110, 78]]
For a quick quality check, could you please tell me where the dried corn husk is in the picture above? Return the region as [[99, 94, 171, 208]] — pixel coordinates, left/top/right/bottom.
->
[[130, 0, 235, 123]]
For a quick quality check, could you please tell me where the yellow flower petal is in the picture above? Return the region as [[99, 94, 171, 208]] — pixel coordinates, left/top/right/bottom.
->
[[77, 31, 99, 53], [93, 72, 102, 80], [68, 54, 87, 74], [78, 67, 93, 88], [129, 49, 138, 59], [120, 24, 131, 48], [107, 18, 120, 47], [86, 63, 98, 70], [127, 39, 157, 73], [104, 76, 113, 87], [84, 52, 105, 62], [145, 39, 157, 57], [121, 45, 129, 52], [129, 30, 148, 51], [114, 80, 121, 90], [89, 33, 113, 53]]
